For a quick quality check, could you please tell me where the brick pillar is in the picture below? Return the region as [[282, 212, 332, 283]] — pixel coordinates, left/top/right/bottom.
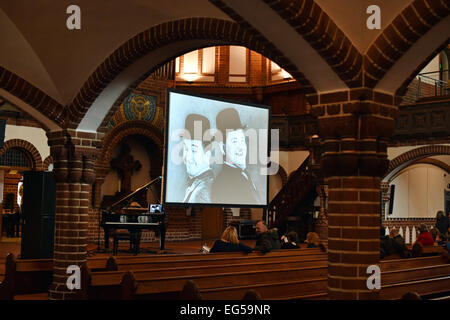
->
[[315, 185, 328, 241], [47, 129, 100, 300], [310, 89, 398, 300]]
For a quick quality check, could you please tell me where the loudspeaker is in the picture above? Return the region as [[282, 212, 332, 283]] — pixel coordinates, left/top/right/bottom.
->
[[20, 171, 56, 259]]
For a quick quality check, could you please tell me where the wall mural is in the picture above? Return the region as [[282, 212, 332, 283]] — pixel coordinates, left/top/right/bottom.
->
[[106, 93, 162, 131]]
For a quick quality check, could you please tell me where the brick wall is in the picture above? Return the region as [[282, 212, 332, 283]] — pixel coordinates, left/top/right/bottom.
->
[[401, 78, 441, 105]]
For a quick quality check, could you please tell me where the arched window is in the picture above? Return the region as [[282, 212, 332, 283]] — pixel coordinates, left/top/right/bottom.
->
[[0, 148, 31, 168]]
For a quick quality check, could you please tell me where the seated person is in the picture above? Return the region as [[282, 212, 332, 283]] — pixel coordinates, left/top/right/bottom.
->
[[254, 221, 280, 252], [210, 226, 253, 253], [416, 224, 434, 246], [281, 231, 300, 249], [388, 227, 409, 258], [380, 227, 389, 259], [305, 232, 320, 248], [436, 232, 446, 246]]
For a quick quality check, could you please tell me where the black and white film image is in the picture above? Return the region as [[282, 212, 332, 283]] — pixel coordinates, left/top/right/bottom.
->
[[164, 90, 269, 207]]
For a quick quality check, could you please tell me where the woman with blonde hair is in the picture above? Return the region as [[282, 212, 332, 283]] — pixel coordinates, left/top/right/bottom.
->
[[210, 226, 253, 253]]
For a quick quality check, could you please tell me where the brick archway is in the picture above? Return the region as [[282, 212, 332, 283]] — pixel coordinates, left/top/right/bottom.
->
[[97, 120, 163, 167], [0, 139, 43, 170], [0, 68, 64, 129], [233, 0, 363, 88], [365, 1, 449, 90], [94, 120, 163, 208], [43, 155, 53, 171], [384, 145, 450, 182], [68, 18, 314, 130]]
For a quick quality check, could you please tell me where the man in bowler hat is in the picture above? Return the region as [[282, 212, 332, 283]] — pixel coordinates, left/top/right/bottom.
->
[[211, 108, 260, 204], [181, 114, 214, 203]]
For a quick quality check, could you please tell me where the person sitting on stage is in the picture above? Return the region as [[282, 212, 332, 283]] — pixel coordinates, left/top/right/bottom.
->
[[209, 226, 253, 253]]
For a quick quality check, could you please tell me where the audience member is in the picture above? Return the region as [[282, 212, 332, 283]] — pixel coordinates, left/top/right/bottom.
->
[[388, 227, 409, 258], [281, 231, 300, 249], [435, 210, 449, 236], [435, 231, 446, 246], [209, 226, 253, 253], [416, 224, 434, 246], [411, 242, 423, 258], [380, 227, 389, 259], [242, 289, 261, 300], [254, 221, 280, 252], [401, 292, 422, 300], [305, 232, 320, 248], [430, 227, 438, 243]]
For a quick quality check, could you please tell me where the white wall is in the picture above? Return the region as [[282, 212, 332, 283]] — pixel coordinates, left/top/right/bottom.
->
[[4, 124, 49, 160], [418, 54, 440, 79], [278, 150, 309, 175], [389, 164, 449, 219]]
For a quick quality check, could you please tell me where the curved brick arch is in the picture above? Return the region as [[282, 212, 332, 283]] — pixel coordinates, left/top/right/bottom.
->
[[0, 139, 43, 170], [258, 0, 363, 87], [68, 18, 315, 130], [0, 67, 64, 130], [365, 0, 450, 89], [96, 120, 163, 171], [384, 145, 450, 181], [43, 155, 54, 171]]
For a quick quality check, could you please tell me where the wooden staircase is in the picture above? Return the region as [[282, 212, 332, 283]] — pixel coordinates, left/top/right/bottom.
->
[[266, 156, 317, 230]]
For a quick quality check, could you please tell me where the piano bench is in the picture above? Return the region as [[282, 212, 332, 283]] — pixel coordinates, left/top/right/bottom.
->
[[112, 231, 141, 256]]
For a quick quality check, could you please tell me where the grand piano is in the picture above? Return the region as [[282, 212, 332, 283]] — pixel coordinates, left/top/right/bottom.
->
[[100, 176, 167, 253]]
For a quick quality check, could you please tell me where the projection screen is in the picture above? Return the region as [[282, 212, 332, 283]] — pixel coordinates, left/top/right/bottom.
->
[[163, 89, 270, 207]]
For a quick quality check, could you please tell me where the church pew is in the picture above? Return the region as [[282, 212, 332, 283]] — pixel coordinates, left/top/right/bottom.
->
[[128, 264, 328, 300], [90, 257, 328, 286], [198, 277, 328, 300], [109, 251, 326, 271], [85, 252, 328, 299], [111, 248, 324, 263], [0, 254, 52, 300], [380, 252, 450, 300], [380, 276, 450, 300], [198, 255, 450, 300], [380, 255, 448, 271], [382, 264, 450, 285], [0, 254, 118, 300]]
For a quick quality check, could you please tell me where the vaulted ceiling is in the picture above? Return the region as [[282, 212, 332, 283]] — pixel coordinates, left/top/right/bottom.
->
[[0, 0, 448, 132]]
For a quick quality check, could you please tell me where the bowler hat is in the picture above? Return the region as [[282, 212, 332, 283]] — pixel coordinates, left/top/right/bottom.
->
[[215, 108, 246, 140], [182, 114, 211, 142]]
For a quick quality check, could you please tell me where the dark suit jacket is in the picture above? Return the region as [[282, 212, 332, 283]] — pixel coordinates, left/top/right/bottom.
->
[[211, 164, 259, 204]]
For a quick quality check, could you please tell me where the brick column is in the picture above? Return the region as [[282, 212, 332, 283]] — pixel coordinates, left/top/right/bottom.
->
[[310, 89, 398, 300], [315, 185, 328, 241], [47, 129, 100, 300]]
